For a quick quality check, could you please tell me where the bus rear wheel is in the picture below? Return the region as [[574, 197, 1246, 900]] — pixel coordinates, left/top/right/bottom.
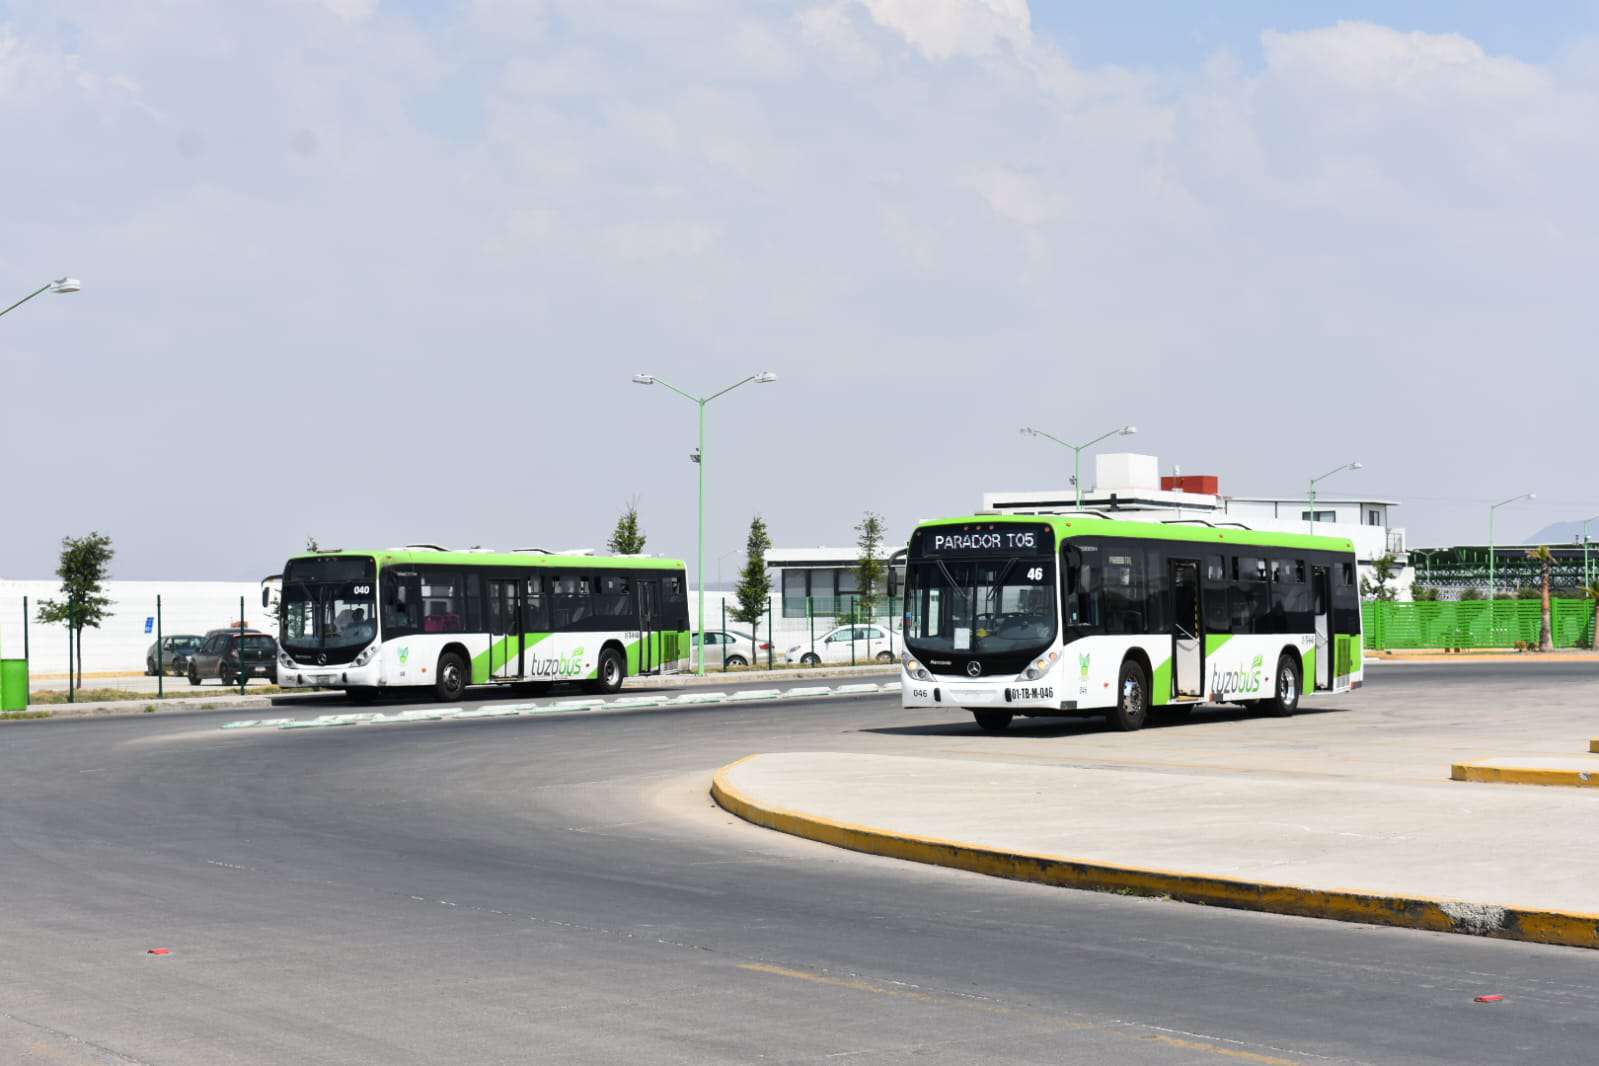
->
[[971, 710, 1012, 732], [434, 652, 467, 702], [1265, 654, 1300, 717], [1108, 659, 1148, 731], [588, 647, 625, 694]]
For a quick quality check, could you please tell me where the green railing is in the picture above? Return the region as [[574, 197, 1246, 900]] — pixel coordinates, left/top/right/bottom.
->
[[1362, 599, 1597, 650]]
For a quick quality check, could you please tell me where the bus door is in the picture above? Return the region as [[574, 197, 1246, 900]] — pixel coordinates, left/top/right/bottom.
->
[[1312, 566, 1332, 690], [1169, 559, 1203, 698], [637, 578, 660, 675], [487, 578, 523, 680]]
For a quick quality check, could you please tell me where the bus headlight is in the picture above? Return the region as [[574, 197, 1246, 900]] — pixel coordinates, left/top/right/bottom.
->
[[278, 650, 295, 668], [1018, 650, 1059, 681], [353, 643, 381, 667], [902, 651, 932, 681]]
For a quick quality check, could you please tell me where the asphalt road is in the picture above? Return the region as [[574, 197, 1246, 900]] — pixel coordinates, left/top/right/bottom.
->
[[2, 663, 1596, 1064]]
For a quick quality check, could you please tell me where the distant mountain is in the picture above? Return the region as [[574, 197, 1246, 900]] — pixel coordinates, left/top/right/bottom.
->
[[1524, 520, 1596, 545]]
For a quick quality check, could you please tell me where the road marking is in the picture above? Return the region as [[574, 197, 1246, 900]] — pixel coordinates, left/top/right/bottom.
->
[[219, 679, 898, 733]]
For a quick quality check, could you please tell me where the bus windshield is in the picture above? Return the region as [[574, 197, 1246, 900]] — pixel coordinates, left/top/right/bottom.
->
[[904, 558, 1056, 656], [281, 556, 377, 650]]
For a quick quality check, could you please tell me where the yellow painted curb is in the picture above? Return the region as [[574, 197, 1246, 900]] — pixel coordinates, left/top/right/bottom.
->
[[1451, 762, 1599, 788], [712, 756, 1599, 951]]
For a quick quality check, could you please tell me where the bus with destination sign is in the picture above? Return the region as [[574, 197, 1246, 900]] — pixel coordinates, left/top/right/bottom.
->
[[900, 515, 1363, 731], [269, 547, 691, 701]]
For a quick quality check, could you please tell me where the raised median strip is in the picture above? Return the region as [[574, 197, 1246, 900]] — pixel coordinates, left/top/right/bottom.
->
[[711, 754, 1599, 951], [218, 680, 902, 732], [1450, 758, 1599, 788]]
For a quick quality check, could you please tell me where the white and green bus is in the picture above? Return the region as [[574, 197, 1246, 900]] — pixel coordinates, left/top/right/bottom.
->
[[899, 515, 1364, 731], [271, 547, 691, 701]]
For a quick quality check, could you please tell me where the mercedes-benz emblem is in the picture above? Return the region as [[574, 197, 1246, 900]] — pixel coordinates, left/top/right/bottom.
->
[[317, 653, 328, 666], [966, 661, 982, 677]]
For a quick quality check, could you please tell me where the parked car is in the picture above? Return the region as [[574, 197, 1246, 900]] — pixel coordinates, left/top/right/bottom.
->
[[145, 634, 204, 676], [785, 624, 896, 666], [693, 629, 766, 667], [187, 629, 279, 686]]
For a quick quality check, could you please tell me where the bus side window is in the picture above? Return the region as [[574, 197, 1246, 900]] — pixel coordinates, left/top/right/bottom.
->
[[1202, 554, 1229, 633], [525, 575, 549, 631], [1063, 545, 1100, 631]]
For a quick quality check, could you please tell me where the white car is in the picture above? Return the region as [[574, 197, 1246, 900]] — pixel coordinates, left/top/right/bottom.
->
[[785, 624, 896, 666], [693, 629, 767, 667]]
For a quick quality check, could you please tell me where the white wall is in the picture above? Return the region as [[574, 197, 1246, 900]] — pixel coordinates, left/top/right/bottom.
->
[[0, 580, 269, 676]]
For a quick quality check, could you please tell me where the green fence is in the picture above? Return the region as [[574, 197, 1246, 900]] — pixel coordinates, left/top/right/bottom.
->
[[1362, 599, 1597, 650]]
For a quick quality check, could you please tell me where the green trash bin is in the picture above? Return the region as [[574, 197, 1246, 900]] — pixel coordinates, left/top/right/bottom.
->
[[0, 659, 28, 712]]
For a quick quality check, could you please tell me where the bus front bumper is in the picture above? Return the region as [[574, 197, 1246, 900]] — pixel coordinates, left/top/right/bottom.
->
[[901, 671, 1072, 713], [278, 661, 381, 689]]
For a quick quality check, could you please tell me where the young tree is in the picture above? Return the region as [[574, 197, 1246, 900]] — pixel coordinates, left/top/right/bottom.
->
[[731, 515, 773, 666], [607, 497, 647, 555], [35, 531, 115, 693], [854, 511, 887, 622], [1526, 546, 1555, 651], [1359, 553, 1398, 601]]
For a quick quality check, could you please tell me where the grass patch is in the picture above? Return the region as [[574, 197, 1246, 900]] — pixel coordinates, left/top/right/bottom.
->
[[0, 710, 52, 720], [26, 685, 283, 705]]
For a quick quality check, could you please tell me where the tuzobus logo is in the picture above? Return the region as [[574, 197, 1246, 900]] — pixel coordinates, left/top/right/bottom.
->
[[1210, 654, 1264, 698], [1078, 653, 1091, 680]]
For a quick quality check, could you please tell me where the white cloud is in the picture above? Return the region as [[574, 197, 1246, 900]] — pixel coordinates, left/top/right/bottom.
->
[[2, 5, 1596, 579], [858, 0, 1031, 61]]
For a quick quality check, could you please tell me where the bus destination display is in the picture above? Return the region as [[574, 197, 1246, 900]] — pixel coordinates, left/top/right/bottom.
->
[[916, 524, 1052, 557]]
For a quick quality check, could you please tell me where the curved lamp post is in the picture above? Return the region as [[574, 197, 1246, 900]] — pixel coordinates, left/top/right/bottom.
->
[[1305, 461, 1362, 535], [1, 277, 80, 320], [1018, 424, 1137, 509], [633, 371, 777, 675], [1488, 492, 1536, 640]]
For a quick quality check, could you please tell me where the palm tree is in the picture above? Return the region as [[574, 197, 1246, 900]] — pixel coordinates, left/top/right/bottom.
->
[[1526, 546, 1555, 651]]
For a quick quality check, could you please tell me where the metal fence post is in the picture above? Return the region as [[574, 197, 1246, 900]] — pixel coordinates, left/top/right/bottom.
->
[[67, 617, 74, 703], [721, 599, 728, 672], [850, 595, 857, 666], [808, 597, 815, 658], [156, 595, 164, 700], [239, 595, 247, 696], [22, 596, 28, 661], [766, 603, 773, 670]]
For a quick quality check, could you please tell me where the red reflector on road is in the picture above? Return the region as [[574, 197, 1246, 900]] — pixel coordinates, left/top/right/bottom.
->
[[1474, 994, 1504, 1003], [147, 948, 171, 956]]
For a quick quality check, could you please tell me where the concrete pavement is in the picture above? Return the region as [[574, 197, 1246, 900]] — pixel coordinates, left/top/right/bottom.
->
[[5, 662, 1599, 1063], [715, 661, 1599, 949]]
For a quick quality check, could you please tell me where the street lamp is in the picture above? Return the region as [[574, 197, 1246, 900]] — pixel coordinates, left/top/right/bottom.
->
[[1488, 492, 1536, 624], [1018, 424, 1137, 509], [633, 370, 778, 675], [1306, 461, 1362, 535], [1, 277, 80, 320], [1578, 516, 1599, 588]]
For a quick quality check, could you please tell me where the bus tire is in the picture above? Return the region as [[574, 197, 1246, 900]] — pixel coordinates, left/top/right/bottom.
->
[[435, 652, 468, 702], [590, 647, 625, 694], [1108, 659, 1149, 732], [1265, 654, 1300, 717], [972, 710, 1012, 732]]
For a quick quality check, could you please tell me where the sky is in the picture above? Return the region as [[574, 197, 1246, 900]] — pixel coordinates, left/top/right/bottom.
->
[[4, 0, 1599, 581]]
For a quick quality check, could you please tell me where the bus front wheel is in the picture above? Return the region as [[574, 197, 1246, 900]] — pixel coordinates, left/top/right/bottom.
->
[[1265, 654, 1300, 717], [1108, 659, 1149, 731], [971, 710, 1012, 732], [435, 652, 468, 702]]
